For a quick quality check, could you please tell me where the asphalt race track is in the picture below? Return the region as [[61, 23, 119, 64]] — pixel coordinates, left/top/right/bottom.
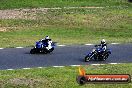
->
[[0, 44, 132, 70]]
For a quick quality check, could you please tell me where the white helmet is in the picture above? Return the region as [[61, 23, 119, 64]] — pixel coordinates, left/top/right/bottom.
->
[[45, 36, 50, 39], [101, 39, 106, 43], [92, 49, 95, 52]]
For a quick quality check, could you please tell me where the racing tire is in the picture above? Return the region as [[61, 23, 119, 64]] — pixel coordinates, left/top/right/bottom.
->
[[30, 49, 36, 54], [49, 47, 54, 52], [85, 55, 91, 62], [42, 49, 48, 54], [102, 53, 109, 61], [44, 47, 54, 54], [76, 76, 86, 85]]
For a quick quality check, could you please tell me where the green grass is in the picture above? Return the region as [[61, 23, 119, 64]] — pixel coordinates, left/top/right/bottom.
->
[[0, 0, 132, 48], [0, 27, 132, 48], [0, 1, 131, 88], [0, 63, 132, 88], [0, 0, 131, 9], [0, 6, 132, 48]]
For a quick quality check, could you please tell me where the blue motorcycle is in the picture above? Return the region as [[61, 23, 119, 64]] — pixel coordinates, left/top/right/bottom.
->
[[85, 45, 111, 62], [30, 40, 55, 54]]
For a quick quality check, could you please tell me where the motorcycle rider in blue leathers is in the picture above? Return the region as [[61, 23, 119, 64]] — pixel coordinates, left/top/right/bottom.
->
[[98, 39, 107, 52], [84, 39, 111, 62], [40, 36, 53, 50], [91, 39, 107, 53]]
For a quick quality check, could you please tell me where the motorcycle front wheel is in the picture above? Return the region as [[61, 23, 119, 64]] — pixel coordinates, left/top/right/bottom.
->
[[30, 48, 36, 54], [102, 53, 109, 61], [85, 55, 91, 62]]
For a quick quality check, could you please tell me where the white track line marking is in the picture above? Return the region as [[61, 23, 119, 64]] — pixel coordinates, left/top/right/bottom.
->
[[111, 43, 120, 45], [23, 68, 31, 69], [91, 64, 105, 66], [70, 65, 81, 67], [7, 69, 14, 70], [38, 67, 43, 68], [0, 48, 4, 49], [109, 63, 118, 64], [98, 64, 105, 65], [53, 66, 65, 67], [85, 44, 94, 46], [57, 45, 66, 46], [16, 47, 24, 48], [91, 64, 100, 65], [4, 63, 123, 70]]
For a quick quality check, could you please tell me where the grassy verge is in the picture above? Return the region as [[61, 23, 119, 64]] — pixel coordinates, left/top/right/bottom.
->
[[0, 26, 132, 48], [0, 0, 131, 9], [0, 63, 132, 88], [0, 6, 132, 48], [0, 0, 132, 48]]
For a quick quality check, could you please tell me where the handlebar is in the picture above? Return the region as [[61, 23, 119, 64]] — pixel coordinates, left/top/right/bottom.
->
[[94, 45, 100, 47]]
